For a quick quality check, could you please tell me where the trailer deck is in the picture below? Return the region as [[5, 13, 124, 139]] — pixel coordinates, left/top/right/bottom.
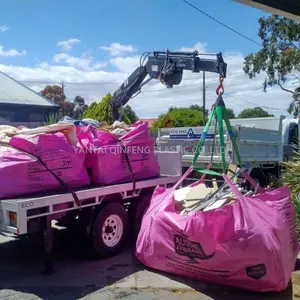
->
[[0, 151, 182, 235]]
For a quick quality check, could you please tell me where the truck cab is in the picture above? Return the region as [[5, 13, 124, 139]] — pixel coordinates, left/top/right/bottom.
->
[[282, 118, 300, 161]]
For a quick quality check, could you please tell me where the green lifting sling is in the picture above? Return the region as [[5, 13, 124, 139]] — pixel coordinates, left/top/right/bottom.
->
[[191, 84, 242, 177]]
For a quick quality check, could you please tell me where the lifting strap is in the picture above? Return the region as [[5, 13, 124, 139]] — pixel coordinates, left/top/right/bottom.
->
[[191, 77, 242, 174], [4, 143, 82, 210]]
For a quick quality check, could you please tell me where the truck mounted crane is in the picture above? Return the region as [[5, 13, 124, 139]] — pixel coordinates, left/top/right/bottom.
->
[[111, 50, 227, 120]]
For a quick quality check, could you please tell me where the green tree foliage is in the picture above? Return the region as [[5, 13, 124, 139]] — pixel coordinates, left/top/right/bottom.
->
[[237, 107, 274, 118], [83, 93, 139, 124], [243, 15, 300, 116], [40, 85, 88, 120], [40, 85, 66, 106], [226, 108, 236, 119], [150, 106, 205, 132], [189, 104, 208, 114], [121, 105, 139, 124], [150, 106, 236, 132], [83, 93, 113, 123], [189, 104, 235, 119], [281, 145, 300, 237]]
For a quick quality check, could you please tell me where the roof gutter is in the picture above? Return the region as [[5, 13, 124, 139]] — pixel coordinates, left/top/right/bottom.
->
[[233, 0, 300, 21]]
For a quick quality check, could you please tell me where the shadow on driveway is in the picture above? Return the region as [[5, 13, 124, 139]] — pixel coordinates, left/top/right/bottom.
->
[[0, 229, 294, 300]]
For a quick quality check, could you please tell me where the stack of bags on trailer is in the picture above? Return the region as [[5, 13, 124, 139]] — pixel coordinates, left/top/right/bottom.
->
[[0, 119, 159, 199], [0, 123, 90, 199], [76, 120, 160, 185]]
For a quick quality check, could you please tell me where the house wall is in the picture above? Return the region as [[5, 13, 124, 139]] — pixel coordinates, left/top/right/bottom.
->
[[0, 104, 58, 123]]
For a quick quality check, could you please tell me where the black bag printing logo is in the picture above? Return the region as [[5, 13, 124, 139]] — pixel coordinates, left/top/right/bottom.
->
[[245, 264, 267, 280], [174, 233, 215, 263]]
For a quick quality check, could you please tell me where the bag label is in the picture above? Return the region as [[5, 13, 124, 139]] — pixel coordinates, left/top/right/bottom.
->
[[245, 264, 267, 280], [174, 233, 215, 263]]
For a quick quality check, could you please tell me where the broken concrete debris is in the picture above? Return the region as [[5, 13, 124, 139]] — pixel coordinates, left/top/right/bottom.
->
[[174, 164, 259, 215]]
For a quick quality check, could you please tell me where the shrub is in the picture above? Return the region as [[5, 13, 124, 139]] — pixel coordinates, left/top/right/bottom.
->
[[281, 143, 300, 237]]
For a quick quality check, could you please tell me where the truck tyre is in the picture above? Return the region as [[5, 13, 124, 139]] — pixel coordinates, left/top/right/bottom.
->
[[92, 202, 128, 258]]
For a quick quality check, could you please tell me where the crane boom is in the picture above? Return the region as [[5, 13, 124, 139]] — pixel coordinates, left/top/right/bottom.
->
[[111, 50, 227, 120]]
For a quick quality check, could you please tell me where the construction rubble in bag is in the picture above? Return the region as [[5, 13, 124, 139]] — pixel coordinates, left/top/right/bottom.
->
[[0, 123, 90, 200], [76, 120, 160, 185], [135, 165, 299, 292]]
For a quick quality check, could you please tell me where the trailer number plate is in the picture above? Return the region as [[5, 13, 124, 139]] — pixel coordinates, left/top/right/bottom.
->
[[21, 199, 47, 209]]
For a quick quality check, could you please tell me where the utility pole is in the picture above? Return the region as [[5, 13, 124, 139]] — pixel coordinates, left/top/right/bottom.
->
[[202, 71, 206, 122], [61, 80, 65, 116], [61, 81, 65, 95]]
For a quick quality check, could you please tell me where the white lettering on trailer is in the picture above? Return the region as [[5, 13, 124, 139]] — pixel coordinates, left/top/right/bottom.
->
[[21, 199, 47, 209]]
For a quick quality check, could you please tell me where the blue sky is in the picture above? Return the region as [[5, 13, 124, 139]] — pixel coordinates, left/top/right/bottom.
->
[[0, 0, 266, 65], [0, 0, 293, 118]]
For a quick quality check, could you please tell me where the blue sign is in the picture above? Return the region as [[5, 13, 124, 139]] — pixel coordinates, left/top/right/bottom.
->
[[169, 128, 214, 140]]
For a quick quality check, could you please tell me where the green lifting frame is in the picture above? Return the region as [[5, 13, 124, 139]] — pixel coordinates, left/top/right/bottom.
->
[[191, 94, 242, 176]]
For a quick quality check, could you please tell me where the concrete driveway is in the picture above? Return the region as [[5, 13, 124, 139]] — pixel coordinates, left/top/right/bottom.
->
[[0, 229, 293, 300]]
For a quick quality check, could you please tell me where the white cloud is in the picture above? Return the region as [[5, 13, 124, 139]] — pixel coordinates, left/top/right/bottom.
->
[[53, 53, 92, 70], [177, 42, 207, 53], [52, 53, 107, 72], [57, 38, 81, 51], [0, 45, 26, 57], [0, 25, 9, 32], [93, 61, 108, 70], [109, 55, 140, 73], [100, 43, 137, 56], [0, 41, 297, 119]]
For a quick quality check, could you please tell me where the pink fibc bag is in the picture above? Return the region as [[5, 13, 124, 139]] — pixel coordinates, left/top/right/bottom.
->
[[0, 132, 90, 199], [135, 168, 299, 292], [77, 121, 160, 185]]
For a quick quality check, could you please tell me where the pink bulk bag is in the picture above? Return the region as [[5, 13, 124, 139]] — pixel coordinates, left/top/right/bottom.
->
[[135, 167, 299, 292], [0, 132, 90, 199], [78, 121, 160, 185]]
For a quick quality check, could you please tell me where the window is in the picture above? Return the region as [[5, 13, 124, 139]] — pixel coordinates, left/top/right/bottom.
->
[[0, 111, 12, 122], [29, 113, 44, 122]]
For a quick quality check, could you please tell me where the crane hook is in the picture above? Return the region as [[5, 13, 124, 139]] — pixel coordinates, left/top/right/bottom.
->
[[216, 76, 224, 96]]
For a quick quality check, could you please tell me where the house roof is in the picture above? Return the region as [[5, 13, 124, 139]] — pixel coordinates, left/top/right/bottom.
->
[[233, 0, 300, 21], [0, 71, 59, 108], [140, 118, 157, 127]]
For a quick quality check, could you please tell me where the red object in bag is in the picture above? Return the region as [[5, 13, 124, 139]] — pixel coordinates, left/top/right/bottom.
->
[[136, 168, 299, 292]]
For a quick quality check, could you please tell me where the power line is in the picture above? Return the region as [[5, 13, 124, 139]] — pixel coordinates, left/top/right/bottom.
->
[[19, 76, 297, 104], [20, 78, 292, 111], [222, 93, 287, 111], [181, 0, 262, 47], [204, 90, 287, 111], [18, 76, 297, 88], [181, 0, 299, 81], [17, 66, 300, 86], [18, 80, 120, 85]]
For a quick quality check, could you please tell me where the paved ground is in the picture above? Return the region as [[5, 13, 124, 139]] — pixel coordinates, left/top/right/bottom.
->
[[0, 229, 293, 300]]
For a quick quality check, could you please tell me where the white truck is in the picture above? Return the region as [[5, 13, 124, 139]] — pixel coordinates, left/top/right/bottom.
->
[[0, 151, 182, 274], [156, 115, 300, 186]]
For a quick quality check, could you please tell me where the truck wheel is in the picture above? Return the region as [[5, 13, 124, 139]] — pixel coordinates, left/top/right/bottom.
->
[[92, 202, 128, 258]]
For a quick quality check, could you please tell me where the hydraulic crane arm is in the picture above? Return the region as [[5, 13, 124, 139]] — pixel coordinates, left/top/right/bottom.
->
[[111, 50, 227, 120]]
